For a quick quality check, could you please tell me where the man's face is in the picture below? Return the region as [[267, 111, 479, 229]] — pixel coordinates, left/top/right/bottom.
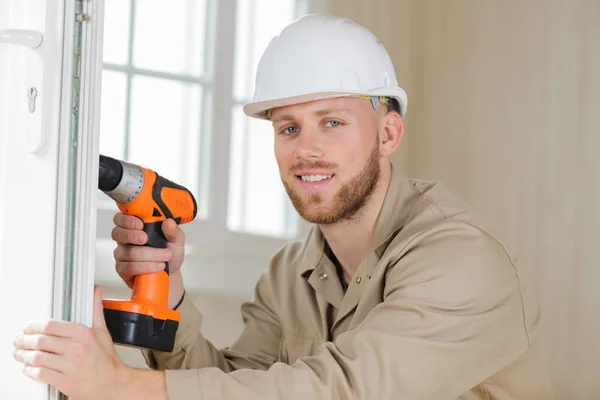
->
[[271, 97, 383, 225]]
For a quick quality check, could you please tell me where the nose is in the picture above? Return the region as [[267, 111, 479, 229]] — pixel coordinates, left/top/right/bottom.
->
[[295, 125, 324, 160]]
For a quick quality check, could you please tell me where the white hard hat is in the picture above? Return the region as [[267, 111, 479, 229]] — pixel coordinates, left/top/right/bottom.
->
[[243, 14, 408, 120]]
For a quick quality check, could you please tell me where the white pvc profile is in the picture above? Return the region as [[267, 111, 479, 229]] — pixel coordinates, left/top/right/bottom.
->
[[50, 0, 105, 398], [52, 0, 105, 333]]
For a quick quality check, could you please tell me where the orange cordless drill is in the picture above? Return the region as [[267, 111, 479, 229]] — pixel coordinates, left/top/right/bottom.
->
[[98, 154, 197, 352]]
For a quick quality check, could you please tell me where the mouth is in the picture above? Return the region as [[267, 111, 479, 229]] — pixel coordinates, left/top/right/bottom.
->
[[295, 173, 335, 189]]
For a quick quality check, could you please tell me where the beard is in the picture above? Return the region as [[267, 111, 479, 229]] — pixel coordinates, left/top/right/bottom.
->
[[282, 144, 381, 225]]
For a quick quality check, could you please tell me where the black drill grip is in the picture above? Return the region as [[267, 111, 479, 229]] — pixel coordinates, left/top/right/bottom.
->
[[142, 222, 170, 275]]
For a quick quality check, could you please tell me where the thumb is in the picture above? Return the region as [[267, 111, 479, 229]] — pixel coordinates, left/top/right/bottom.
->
[[93, 285, 107, 330], [162, 219, 184, 244]]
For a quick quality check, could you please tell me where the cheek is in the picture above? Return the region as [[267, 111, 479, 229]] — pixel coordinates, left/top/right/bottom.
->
[[336, 138, 366, 167]]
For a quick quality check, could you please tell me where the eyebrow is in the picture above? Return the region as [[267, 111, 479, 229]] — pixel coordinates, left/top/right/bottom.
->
[[271, 108, 351, 124]]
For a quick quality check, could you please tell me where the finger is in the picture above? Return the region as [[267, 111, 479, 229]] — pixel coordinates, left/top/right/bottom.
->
[[93, 286, 107, 330], [14, 334, 71, 355], [111, 226, 147, 245], [22, 365, 63, 388], [14, 349, 65, 373], [162, 219, 184, 244], [113, 245, 171, 263], [113, 212, 143, 230], [115, 261, 166, 280], [23, 320, 85, 339]]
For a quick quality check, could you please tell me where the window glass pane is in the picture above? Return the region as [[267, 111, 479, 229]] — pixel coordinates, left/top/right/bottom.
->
[[233, 0, 296, 101], [128, 75, 202, 200], [227, 105, 245, 231], [102, 0, 131, 65], [243, 115, 286, 237], [229, 0, 301, 238], [228, 106, 290, 238], [99, 70, 127, 160], [133, 0, 207, 77], [232, 0, 251, 100]]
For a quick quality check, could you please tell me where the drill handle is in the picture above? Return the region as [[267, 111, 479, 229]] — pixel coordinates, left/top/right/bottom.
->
[[142, 221, 170, 275]]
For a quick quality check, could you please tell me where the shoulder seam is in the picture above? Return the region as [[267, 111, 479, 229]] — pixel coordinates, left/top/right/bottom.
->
[[423, 194, 448, 220]]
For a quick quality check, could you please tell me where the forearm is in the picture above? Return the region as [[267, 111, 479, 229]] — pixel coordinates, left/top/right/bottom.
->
[[144, 279, 281, 373], [144, 292, 273, 373]]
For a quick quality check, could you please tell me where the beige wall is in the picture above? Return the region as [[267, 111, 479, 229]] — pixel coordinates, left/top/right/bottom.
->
[[330, 1, 600, 398]]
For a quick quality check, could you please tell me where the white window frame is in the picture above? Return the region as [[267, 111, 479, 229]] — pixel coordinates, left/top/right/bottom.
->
[[0, 0, 104, 397], [95, 0, 317, 263]]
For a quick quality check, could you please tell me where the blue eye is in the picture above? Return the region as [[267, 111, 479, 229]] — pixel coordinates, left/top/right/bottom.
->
[[326, 120, 341, 127], [282, 126, 299, 135]]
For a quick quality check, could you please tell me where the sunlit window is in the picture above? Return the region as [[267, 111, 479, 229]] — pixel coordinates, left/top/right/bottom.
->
[[227, 0, 303, 238], [99, 0, 209, 206], [99, 0, 306, 245]]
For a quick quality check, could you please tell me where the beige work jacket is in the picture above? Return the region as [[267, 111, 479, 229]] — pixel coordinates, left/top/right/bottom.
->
[[143, 166, 554, 400]]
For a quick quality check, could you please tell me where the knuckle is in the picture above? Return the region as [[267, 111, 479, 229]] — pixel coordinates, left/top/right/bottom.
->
[[114, 244, 127, 260], [110, 227, 118, 241], [31, 351, 44, 365], [35, 335, 47, 349], [145, 248, 159, 260], [114, 212, 125, 227], [130, 231, 140, 244], [72, 342, 87, 357], [120, 214, 138, 229], [112, 228, 128, 244], [115, 261, 129, 276], [125, 246, 137, 259], [129, 216, 141, 229], [41, 320, 54, 335], [80, 328, 95, 344]]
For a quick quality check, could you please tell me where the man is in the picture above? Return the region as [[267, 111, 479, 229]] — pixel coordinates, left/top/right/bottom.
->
[[13, 14, 553, 399]]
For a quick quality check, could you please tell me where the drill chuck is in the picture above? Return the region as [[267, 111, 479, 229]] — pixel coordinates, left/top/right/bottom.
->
[[98, 155, 123, 192], [99, 155, 144, 204]]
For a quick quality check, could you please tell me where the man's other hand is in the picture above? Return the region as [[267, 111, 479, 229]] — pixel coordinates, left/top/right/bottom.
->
[[13, 286, 134, 399]]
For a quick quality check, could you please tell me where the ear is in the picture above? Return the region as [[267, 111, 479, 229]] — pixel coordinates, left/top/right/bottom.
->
[[378, 112, 404, 158]]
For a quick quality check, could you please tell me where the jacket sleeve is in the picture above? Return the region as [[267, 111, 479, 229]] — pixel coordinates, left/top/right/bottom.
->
[[162, 224, 536, 400], [142, 269, 282, 373]]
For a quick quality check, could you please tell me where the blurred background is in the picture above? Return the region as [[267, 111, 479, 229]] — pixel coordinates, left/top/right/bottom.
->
[[93, 1, 600, 398]]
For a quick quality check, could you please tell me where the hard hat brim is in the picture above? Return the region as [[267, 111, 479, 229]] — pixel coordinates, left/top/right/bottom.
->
[[243, 88, 408, 120]]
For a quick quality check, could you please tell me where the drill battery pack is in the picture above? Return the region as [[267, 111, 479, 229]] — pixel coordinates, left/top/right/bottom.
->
[[104, 308, 179, 352]]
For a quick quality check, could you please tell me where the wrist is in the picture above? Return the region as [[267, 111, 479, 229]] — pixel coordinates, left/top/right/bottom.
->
[[168, 270, 185, 309], [118, 367, 167, 400]]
